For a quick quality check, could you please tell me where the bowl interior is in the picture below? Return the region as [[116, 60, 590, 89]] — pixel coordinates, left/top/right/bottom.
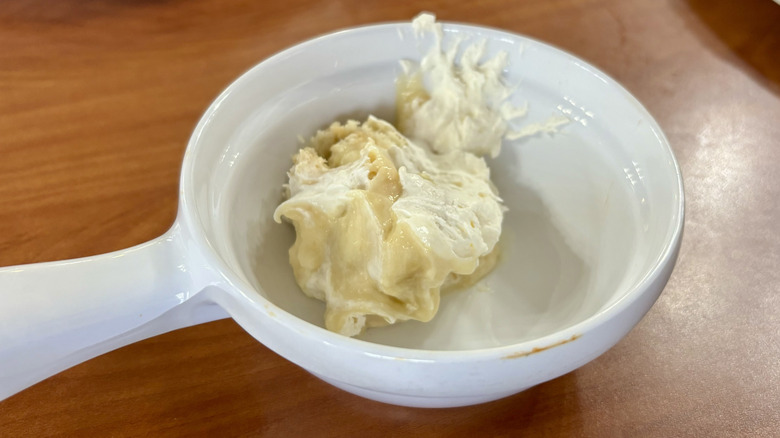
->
[[187, 22, 681, 350]]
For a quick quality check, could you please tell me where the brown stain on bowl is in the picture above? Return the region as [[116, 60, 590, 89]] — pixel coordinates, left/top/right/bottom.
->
[[502, 334, 581, 359]]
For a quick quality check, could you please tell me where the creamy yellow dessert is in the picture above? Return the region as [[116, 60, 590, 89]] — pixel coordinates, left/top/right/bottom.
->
[[273, 117, 503, 336], [273, 13, 529, 336]]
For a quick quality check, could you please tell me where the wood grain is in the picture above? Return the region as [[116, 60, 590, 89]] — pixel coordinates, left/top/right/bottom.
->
[[1, 0, 779, 436]]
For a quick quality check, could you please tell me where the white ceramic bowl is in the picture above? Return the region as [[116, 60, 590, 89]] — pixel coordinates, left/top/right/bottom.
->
[[0, 21, 683, 407], [192, 21, 683, 407]]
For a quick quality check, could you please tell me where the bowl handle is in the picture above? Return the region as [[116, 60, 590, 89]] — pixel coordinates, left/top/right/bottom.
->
[[0, 222, 228, 400]]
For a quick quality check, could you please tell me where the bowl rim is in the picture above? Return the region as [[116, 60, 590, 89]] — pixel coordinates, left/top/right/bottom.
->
[[180, 20, 685, 361]]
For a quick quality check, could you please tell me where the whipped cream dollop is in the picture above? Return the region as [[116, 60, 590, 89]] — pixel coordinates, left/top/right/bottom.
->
[[397, 13, 525, 158]]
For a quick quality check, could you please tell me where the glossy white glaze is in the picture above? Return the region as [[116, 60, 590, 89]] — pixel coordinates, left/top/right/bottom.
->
[[0, 21, 683, 407]]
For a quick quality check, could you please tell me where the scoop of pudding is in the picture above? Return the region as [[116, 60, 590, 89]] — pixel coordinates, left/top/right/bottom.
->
[[273, 116, 503, 336]]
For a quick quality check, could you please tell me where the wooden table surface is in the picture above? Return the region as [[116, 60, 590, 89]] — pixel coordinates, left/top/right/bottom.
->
[[2, 0, 779, 436]]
